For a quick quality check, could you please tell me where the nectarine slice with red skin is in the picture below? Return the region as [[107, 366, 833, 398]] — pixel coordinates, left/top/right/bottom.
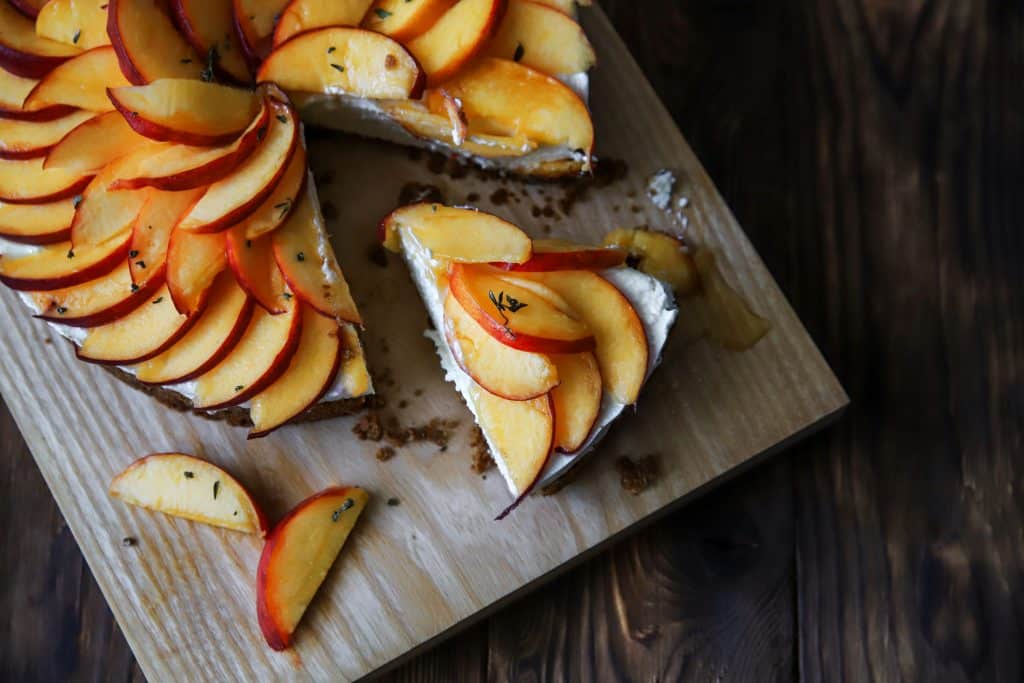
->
[[23, 46, 131, 113], [406, 0, 506, 86], [257, 26, 425, 100], [106, 0, 203, 85], [549, 351, 601, 453], [109, 100, 271, 191], [379, 202, 532, 263], [36, 0, 111, 51], [449, 263, 595, 354], [9, 0, 48, 19], [76, 284, 199, 364], [485, 0, 595, 77], [494, 238, 626, 272], [69, 152, 152, 247], [336, 325, 371, 396], [192, 297, 302, 409], [129, 187, 206, 286], [0, 110, 95, 160], [233, 0, 290, 66], [0, 197, 75, 244], [44, 111, 146, 174], [257, 486, 369, 650], [239, 141, 307, 240], [249, 304, 344, 437], [272, 180, 362, 325], [134, 271, 253, 384], [166, 228, 228, 315], [0, 158, 92, 204], [110, 452, 269, 536], [362, 0, 457, 43], [177, 99, 297, 234], [273, 0, 375, 46], [444, 292, 558, 401], [0, 67, 77, 122], [603, 227, 699, 295], [170, 0, 252, 84], [0, 231, 130, 290], [28, 261, 162, 328], [0, 1, 80, 79], [226, 228, 290, 314]]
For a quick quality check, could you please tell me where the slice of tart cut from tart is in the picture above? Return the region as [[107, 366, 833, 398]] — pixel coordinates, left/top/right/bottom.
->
[[380, 204, 677, 517]]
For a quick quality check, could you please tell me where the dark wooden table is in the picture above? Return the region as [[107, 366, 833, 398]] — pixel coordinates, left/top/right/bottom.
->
[[3, 1, 1022, 680]]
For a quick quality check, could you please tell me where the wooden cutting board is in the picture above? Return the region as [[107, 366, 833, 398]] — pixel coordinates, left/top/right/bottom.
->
[[0, 8, 846, 681]]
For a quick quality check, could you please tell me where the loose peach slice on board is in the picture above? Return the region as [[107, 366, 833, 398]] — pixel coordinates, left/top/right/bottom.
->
[[27, 261, 161, 327], [226, 227, 290, 314], [549, 351, 601, 452], [0, 231, 130, 290], [0, 110, 95, 160], [257, 27, 424, 100], [0, 1, 80, 79], [23, 46, 131, 112], [379, 203, 531, 263], [0, 157, 92, 204], [166, 229, 228, 315], [107, 0, 203, 84], [170, 0, 251, 83], [128, 187, 206, 286], [495, 238, 625, 272], [406, 0, 506, 85], [602, 228, 699, 295], [109, 453, 268, 536], [0, 197, 75, 244], [273, 0, 375, 46], [361, 0, 456, 43], [257, 486, 369, 650], [44, 111, 146, 174], [36, 0, 111, 51], [485, 0, 595, 77]]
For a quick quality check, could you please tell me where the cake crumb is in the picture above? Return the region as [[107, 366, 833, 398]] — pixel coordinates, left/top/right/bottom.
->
[[386, 497, 400, 506], [615, 455, 661, 494], [386, 416, 459, 448], [470, 427, 494, 474], [375, 446, 396, 461], [398, 399, 408, 409], [121, 536, 137, 547], [353, 412, 384, 441]]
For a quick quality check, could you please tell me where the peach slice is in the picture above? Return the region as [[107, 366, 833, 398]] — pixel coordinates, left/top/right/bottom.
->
[[134, 271, 252, 384], [257, 486, 369, 650], [271, 180, 362, 325], [9, 0, 48, 19], [233, 0, 290, 66], [76, 284, 197, 363], [0, 231, 129, 290], [108, 79, 263, 146], [110, 453, 268, 536], [0, 66, 77, 121], [36, 0, 112, 51], [257, 27, 424, 100], [336, 325, 370, 396], [0, 109, 95, 159], [0, 157, 92, 204], [44, 111, 146, 173], [177, 99, 297, 233], [128, 187, 206, 286], [191, 297, 302, 409], [27, 261, 161, 327], [249, 304, 343, 437], [485, 0, 595, 77], [602, 227, 699, 295], [273, 0, 375, 46], [107, 0, 203, 85], [0, 197, 75, 244], [406, 0, 505, 85], [378, 202, 531, 263], [520, 270, 648, 404], [495, 238, 625, 272], [0, 1, 80, 79], [23, 46, 131, 113], [226, 228, 289, 314], [69, 153, 151, 247], [442, 57, 593, 166], [549, 351, 600, 452], [361, 0, 456, 43], [239, 141, 306, 240], [379, 99, 537, 158], [443, 292, 557, 400], [533, 0, 587, 14], [171, 0, 251, 84], [449, 263, 594, 353], [166, 228, 227, 315], [109, 100, 271, 191]]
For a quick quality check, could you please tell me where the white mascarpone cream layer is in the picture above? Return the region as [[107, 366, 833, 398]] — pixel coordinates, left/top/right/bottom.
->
[[399, 227, 678, 495]]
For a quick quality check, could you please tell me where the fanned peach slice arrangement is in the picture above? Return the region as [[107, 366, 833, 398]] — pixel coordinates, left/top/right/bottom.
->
[[380, 204, 678, 517]]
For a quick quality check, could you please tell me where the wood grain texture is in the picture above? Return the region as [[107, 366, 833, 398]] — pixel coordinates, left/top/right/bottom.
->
[[0, 4, 844, 682]]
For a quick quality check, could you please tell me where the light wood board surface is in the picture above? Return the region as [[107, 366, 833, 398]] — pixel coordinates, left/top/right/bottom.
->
[[0, 8, 846, 682]]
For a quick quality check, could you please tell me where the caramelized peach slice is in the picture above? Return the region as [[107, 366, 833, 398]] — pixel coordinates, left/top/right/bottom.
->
[[495, 239, 625, 272], [129, 187, 205, 286], [106, 0, 203, 84], [273, 0, 376, 46], [379, 99, 538, 158], [0, 67, 75, 121], [379, 202, 531, 262], [602, 227, 699, 295], [36, 0, 111, 51], [0, 1, 80, 79], [485, 0, 595, 76], [69, 152, 151, 247], [226, 228, 290, 314], [361, 0, 456, 43], [23, 46, 131, 112], [0, 232, 129, 290], [239, 141, 306, 240], [171, 0, 251, 83], [44, 111, 146, 173], [0, 157, 92, 204], [549, 351, 601, 452], [0, 110, 95, 160], [406, 0, 505, 85], [233, 0, 288, 65], [0, 197, 75, 244], [27, 261, 160, 327], [166, 228, 228, 315]]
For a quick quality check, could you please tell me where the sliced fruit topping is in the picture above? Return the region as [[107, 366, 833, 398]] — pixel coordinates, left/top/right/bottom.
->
[[27, 261, 160, 327], [495, 238, 625, 272], [233, 0, 289, 66], [449, 263, 594, 353], [0, 157, 92, 204], [76, 284, 196, 364], [170, 0, 251, 84], [379, 99, 537, 158], [444, 292, 557, 401], [519, 270, 648, 404], [532, 0, 585, 15], [406, 0, 506, 86], [166, 228, 227, 314], [23, 46, 131, 112], [239, 140, 306, 239], [379, 203, 531, 263], [109, 79, 263, 146], [0, 231, 129, 290], [69, 154, 151, 247], [0, 1, 80, 79], [0, 65, 76, 121], [0, 109, 95, 160], [273, 0, 375, 46], [129, 187, 206, 286], [257, 26, 424, 100], [134, 271, 252, 384], [336, 325, 371, 396], [192, 296, 302, 409], [602, 227, 699, 295], [361, 0, 456, 43], [471, 386, 552, 504], [44, 111, 146, 173], [9, 0, 48, 19], [549, 351, 601, 452], [109, 452, 268, 535], [226, 228, 289, 314], [0, 197, 75, 244], [107, 0, 204, 84], [485, 0, 595, 77], [249, 304, 343, 436], [177, 98, 297, 233], [36, 0, 112, 51], [257, 486, 369, 650]]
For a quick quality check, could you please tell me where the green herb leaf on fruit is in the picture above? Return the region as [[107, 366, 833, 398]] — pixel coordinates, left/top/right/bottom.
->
[[129, 250, 138, 258], [327, 46, 336, 54], [513, 43, 525, 62], [274, 199, 292, 218], [200, 46, 219, 83], [66, 249, 74, 259], [73, 30, 81, 45], [213, 480, 220, 499], [152, 296, 163, 304], [130, 283, 139, 293], [296, 252, 305, 262], [276, 114, 287, 123], [374, 8, 392, 19], [331, 498, 355, 522], [330, 63, 345, 73], [184, 471, 194, 478]]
